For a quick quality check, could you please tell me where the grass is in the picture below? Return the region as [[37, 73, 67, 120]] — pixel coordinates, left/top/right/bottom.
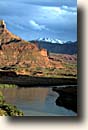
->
[[39, 64, 77, 78], [0, 84, 17, 88], [20, 64, 77, 78]]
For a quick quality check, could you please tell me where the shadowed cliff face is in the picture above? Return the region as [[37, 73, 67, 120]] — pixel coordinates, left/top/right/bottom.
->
[[0, 20, 64, 76]]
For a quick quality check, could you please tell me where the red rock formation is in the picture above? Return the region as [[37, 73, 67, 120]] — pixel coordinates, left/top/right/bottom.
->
[[0, 20, 64, 76], [40, 48, 48, 57]]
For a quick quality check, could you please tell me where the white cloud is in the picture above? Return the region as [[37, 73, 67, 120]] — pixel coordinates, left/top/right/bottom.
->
[[62, 6, 77, 12], [42, 6, 77, 17], [29, 20, 47, 30], [49, 7, 67, 15]]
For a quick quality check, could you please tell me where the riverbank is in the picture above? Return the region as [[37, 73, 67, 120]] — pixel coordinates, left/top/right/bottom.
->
[[0, 75, 77, 87], [53, 86, 77, 113]]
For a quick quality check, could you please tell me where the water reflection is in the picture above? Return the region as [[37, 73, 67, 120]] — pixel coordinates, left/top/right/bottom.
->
[[0, 87, 49, 103], [0, 87, 76, 116]]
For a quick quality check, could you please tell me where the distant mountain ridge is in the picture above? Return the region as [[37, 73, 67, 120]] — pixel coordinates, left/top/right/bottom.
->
[[30, 39, 77, 55], [37, 38, 63, 44]]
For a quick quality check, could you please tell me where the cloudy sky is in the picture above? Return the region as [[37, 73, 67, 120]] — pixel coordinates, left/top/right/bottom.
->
[[0, 0, 77, 41]]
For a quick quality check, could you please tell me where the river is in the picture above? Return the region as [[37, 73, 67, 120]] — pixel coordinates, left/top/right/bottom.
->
[[0, 86, 77, 116]]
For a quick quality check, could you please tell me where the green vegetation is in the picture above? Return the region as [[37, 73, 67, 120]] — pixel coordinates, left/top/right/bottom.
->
[[0, 91, 4, 102], [19, 61, 76, 78], [37, 64, 77, 78], [0, 84, 17, 88], [0, 91, 23, 116]]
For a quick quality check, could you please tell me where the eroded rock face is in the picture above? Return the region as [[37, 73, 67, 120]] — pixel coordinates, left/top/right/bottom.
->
[[0, 20, 63, 76], [40, 49, 48, 57]]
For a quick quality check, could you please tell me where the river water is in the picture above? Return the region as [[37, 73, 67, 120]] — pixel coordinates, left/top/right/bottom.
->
[[0, 87, 76, 116]]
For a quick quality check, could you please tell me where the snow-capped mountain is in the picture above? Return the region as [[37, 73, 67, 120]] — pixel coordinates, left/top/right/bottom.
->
[[30, 38, 77, 55], [38, 38, 63, 44]]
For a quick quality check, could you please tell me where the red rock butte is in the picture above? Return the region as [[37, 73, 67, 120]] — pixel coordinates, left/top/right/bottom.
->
[[0, 20, 64, 76]]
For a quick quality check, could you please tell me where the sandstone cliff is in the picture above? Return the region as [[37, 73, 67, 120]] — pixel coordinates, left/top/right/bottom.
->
[[0, 20, 63, 77]]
